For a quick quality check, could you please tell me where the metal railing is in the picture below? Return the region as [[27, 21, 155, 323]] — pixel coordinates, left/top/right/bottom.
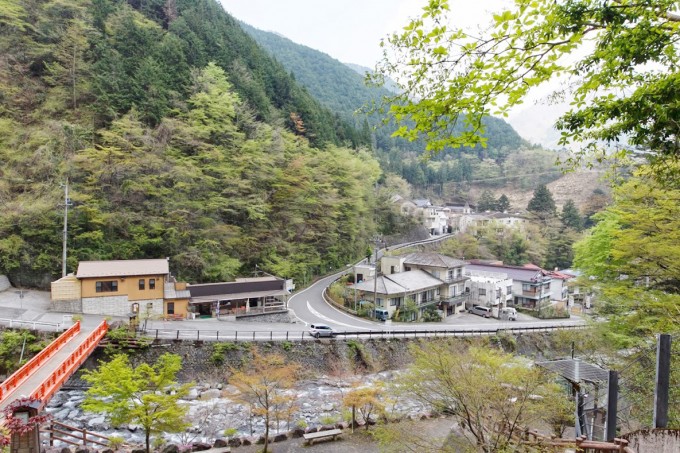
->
[[140, 323, 587, 342], [0, 318, 65, 331]]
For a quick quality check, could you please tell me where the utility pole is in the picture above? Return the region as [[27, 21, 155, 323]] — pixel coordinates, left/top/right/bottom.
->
[[653, 334, 672, 428], [61, 179, 73, 277], [372, 235, 383, 316]]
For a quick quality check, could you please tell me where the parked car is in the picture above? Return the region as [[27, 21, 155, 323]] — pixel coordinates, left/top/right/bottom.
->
[[469, 305, 492, 318], [500, 307, 517, 321], [309, 324, 335, 338], [374, 308, 390, 321]]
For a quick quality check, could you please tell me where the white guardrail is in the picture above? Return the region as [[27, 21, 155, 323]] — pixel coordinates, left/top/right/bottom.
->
[[0, 318, 65, 331]]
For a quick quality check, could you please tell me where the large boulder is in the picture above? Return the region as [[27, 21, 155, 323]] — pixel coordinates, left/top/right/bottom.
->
[[291, 428, 305, 439], [161, 444, 179, 453], [227, 438, 242, 448], [191, 442, 211, 452], [212, 439, 228, 449], [273, 433, 288, 443]]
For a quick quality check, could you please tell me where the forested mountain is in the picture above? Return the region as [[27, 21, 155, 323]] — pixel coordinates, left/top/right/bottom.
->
[[0, 0, 387, 287], [240, 23, 557, 192]]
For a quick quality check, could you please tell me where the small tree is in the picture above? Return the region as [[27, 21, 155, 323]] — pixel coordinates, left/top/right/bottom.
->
[[561, 199, 583, 231], [82, 353, 191, 453], [527, 185, 557, 217], [229, 352, 300, 453], [496, 194, 510, 212], [477, 190, 496, 212], [389, 343, 571, 452], [343, 385, 385, 430]]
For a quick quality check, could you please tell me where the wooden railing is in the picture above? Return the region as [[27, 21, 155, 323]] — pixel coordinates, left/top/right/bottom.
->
[[0, 321, 81, 405], [42, 420, 111, 447], [30, 320, 108, 409]]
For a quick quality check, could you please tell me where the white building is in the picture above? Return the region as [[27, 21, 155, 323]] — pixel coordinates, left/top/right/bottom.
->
[[464, 270, 513, 318]]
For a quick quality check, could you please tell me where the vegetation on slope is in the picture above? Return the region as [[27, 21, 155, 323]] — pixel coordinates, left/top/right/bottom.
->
[[0, 0, 389, 286]]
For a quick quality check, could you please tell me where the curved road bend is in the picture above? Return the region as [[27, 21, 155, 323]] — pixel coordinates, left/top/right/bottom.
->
[[287, 267, 586, 333]]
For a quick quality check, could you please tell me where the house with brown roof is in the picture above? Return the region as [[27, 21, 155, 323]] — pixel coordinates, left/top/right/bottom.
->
[[50, 259, 190, 318]]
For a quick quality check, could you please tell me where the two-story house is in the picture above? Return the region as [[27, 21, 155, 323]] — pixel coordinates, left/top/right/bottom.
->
[[349, 269, 447, 320], [464, 269, 513, 317], [466, 261, 552, 309], [51, 259, 190, 318], [377, 252, 469, 317]]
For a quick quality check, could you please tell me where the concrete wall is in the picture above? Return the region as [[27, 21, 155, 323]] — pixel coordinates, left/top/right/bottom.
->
[[623, 429, 680, 453], [0, 275, 10, 292]]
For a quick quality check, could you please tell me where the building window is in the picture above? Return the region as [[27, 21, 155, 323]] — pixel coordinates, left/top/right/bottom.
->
[[478, 288, 486, 296], [456, 268, 462, 277], [95, 281, 118, 293], [447, 269, 454, 281], [496, 288, 502, 299], [390, 266, 395, 274], [139, 279, 145, 290], [149, 278, 156, 290], [507, 286, 513, 294], [390, 298, 398, 306], [436, 287, 441, 296], [167, 302, 175, 315], [376, 298, 384, 307], [404, 266, 411, 271]]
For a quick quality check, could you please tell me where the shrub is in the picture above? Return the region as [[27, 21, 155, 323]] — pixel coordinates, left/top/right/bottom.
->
[[319, 414, 338, 426], [107, 436, 125, 451], [210, 342, 239, 365]]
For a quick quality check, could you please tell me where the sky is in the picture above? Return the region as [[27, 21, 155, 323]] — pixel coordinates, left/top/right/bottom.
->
[[218, 0, 563, 146]]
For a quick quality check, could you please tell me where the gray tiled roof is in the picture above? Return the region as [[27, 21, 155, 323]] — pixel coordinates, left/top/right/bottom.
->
[[350, 269, 444, 295], [466, 263, 545, 283], [76, 259, 169, 278], [537, 359, 609, 384], [402, 252, 467, 268]]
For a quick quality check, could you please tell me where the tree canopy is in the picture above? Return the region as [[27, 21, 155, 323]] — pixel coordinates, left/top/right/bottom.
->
[[82, 353, 191, 453], [373, 0, 680, 180]]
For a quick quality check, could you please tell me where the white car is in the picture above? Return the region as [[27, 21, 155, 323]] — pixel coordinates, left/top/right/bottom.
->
[[309, 324, 335, 338]]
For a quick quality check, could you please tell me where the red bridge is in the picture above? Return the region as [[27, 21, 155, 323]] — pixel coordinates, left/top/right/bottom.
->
[[0, 320, 108, 412]]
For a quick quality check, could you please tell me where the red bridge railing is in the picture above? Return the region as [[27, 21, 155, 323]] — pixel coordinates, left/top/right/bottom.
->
[[0, 321, 81, 405], [31, 320, 108, 409]]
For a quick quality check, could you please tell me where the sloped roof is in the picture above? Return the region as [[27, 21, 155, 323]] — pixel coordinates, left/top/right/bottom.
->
[[466, 263, 546, 283], [350, 269, 444, 295], [537, 359, 609, 384], [76, 259, 169, 278], [402, 252, 467, 268], [413, 199, 431, 208]]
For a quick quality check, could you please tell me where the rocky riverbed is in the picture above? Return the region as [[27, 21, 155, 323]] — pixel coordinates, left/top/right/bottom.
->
[[46, 370, 430, 448]]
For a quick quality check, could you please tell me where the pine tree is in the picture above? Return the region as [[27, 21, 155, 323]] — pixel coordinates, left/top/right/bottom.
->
[[527, 185, 556, 217], [477, 190, 496, 212], [561, 199, 583, 231], [496, 194, 510, 212]]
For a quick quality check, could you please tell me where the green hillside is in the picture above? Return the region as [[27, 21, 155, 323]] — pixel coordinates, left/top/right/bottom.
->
[[0, 0, 384, 287], [239, 23, 558, 192]]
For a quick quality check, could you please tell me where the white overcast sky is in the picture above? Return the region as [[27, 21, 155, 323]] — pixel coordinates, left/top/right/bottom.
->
[[218, 0, 562, 146]]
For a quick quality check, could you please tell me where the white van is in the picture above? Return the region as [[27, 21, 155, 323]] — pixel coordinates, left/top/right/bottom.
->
[[469, 305, 492, 318], [500, 307, 518, 321]]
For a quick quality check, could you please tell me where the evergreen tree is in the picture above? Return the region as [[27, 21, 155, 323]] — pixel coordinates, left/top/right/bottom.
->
[[496, 194, 510, 212], [477, 190, 496, 212], [527, 185, 556, 217], [561, 199, 583, 231]]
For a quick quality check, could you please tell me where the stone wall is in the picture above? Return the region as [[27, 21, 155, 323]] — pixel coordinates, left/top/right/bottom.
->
[[82, 296, 163, 316], [51, 298, 82, 313], [0, 275, 10, 292], [235, 310, 295, 323]]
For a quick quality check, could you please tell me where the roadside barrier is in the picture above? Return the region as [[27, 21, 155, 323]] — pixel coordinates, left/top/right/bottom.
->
[[140, 323, 587, 342]]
